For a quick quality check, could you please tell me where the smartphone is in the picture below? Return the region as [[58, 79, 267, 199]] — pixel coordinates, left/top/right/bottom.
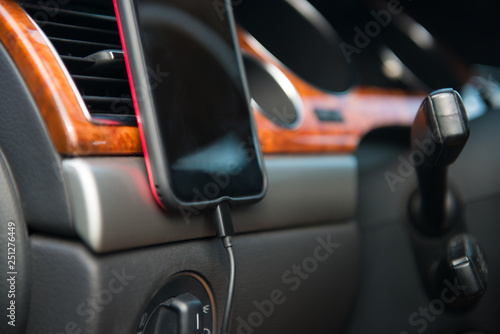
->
[[114, 0, 267, 211]]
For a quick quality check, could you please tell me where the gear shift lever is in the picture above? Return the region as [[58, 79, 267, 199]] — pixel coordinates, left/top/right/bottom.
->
[[407, 89, 487, 310], [409, 88, 470, 234]]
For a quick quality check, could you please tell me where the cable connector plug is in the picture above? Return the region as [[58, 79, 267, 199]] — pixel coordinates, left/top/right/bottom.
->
[[213, 201, 235, 238]]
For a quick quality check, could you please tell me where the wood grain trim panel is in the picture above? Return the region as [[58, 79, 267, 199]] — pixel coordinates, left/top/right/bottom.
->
[[238, 29, 425, 153], [0, 0, 141, 155], [0, 0, 425, 155]]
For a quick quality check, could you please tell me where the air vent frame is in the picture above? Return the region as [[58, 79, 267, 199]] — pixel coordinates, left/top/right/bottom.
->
[[19, 0, 136, 126]]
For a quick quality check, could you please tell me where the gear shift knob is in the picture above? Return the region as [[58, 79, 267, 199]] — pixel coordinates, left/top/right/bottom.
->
[[409, 89, 470, 234], [446, 234, 488, 305], [411, 88, 470, 166]]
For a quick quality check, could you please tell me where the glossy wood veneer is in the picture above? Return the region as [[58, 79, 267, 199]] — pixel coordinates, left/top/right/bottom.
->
[[0, 0, 425, 155], [0, 0, 141, 155]]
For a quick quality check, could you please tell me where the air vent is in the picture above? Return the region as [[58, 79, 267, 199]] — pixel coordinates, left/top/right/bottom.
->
[[19, 0, 136, 125]]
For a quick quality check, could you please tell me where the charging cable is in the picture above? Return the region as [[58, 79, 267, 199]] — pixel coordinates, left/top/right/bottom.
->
[[213, 202, 236, 334]]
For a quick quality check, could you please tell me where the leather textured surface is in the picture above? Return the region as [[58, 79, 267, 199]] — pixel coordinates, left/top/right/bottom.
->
[[346, 111, 500, 333], [0, 150, 30, 334], [0, 40, 73, 235], [26, 222, 359, 334]]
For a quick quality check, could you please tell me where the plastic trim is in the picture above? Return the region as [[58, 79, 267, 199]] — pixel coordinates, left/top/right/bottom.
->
[[62, 155, 357, 253]]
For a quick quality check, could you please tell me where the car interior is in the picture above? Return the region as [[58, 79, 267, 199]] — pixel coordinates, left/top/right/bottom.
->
[[0, 0, 500, 333]]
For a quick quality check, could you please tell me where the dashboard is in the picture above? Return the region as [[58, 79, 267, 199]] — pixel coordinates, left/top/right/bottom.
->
[[0, 0, 499, 333]]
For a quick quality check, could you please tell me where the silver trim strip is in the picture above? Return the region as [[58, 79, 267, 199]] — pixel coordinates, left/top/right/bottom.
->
[[63, 156, 357, 253], [245, 54, 304, 129]]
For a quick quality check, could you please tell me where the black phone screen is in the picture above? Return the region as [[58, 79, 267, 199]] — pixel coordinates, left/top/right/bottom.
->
[[122, 0, 265, 205]]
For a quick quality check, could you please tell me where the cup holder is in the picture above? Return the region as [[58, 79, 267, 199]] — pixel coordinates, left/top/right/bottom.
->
[[235, 0, 355, 93], [243, 54, 303, 128]]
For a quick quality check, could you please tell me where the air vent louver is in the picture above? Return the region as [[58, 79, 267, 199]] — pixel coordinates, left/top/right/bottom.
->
[[19, 1, 135, 125]]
